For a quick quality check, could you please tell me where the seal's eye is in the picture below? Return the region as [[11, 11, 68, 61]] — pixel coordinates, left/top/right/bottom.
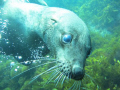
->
[[62, 34, 72, 44]]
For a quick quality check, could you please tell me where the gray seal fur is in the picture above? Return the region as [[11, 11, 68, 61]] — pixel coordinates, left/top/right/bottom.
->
[[2, 0, 91, 80]]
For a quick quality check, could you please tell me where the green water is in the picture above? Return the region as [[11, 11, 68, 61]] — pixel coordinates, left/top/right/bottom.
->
[[0, 0, 120, 90]]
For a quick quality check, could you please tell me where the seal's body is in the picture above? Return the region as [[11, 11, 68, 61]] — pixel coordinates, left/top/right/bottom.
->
[[1, 0, 91, 80]]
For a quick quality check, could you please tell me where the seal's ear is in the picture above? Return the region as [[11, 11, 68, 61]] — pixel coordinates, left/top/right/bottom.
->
[[51, 19, 57, 25]]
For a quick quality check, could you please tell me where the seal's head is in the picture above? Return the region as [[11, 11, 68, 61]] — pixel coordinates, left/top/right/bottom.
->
[[44, 8, 91, 81]]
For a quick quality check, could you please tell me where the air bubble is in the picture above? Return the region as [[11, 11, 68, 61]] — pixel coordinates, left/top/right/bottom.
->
[[0, 34, 1, 39], [10, 62, 15, 67], [17, 66, 20, 68], [18, 56, 22, 60], [14, 69, 18, 72]]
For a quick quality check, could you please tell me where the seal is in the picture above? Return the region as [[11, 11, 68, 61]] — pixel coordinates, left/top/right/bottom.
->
[[1, 0, 91, 82]]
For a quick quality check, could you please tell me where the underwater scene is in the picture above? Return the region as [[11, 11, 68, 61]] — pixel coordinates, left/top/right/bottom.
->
[[0, 0, 120, 90]]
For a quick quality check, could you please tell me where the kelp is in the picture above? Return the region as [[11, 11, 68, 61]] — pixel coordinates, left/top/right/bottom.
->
[[82, 32, 120, 90], [62, 0, 120, 30]]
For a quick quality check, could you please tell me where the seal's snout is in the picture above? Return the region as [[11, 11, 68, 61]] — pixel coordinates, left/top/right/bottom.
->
[[72, 66, 85, 80]]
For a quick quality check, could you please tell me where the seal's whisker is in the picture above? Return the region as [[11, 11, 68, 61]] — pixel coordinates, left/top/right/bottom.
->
[[29, 65, 58, 84], [59, 74, 64, 85], [10, 60, 57, 80], [66, 73, 70, 82], [68, 81, 76, 90], [76, 81, 81, 90], [29, 58, 57, 62], [34, 58, 57, 61], [78, 81, 81, 90], [19, 58, 58, 65], [55, 73, 63, 87], [85, 73, 95, 83], [31, 65, 58, 80], [74, 82, 78, 90], [61, 75, 66, 86], [85, 73, 99, 90], [75, 82, 79, 90], [46, 69, 60, 84], [68, 73, 70, 79], [68, 81, 82, 90], [54, 72, 62, 82], [68, 73, 71, 80]]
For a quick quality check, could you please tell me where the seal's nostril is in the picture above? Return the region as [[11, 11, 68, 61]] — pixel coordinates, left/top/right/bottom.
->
[[73, 67, 84, 80]]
